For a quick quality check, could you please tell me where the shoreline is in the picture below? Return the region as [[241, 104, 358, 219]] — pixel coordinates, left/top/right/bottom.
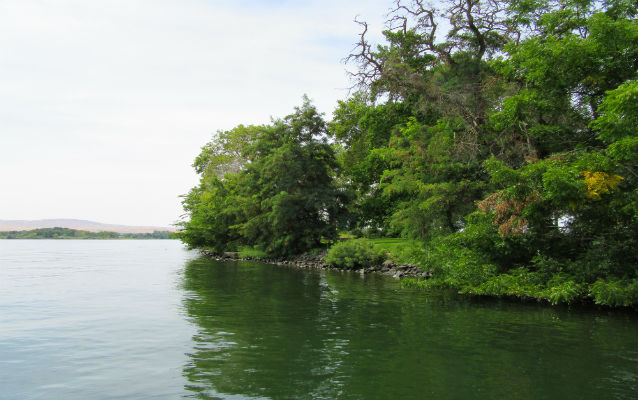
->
[[198, 249, 637, 310], [199, 249, 431, 280]]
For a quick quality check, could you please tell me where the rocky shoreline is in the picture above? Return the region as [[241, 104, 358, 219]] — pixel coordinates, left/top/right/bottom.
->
[[199, 250, 432, 280]]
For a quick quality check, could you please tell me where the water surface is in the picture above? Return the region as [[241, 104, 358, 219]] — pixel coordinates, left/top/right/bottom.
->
[[1, 240, 636, 399]]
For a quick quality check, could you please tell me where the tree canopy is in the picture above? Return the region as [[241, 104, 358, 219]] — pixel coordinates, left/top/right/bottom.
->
[[179, 0, 637, 306], [178, 98, 347, 256]]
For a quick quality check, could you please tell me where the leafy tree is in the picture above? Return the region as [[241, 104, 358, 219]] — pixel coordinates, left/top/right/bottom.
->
[[193, 124, 263, 179], [238, 98, 348, 255], [179, 0, 638, 306], [340, 0, 637, 305], [329, 94, 411, 234], [179, 98, 347, 256]]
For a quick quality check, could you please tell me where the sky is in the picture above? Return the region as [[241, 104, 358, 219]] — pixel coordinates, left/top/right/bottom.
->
[[0, 0, 391, 227]]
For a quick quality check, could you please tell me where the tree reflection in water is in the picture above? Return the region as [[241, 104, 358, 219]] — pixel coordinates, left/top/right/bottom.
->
[[180, 257, 638, 400]]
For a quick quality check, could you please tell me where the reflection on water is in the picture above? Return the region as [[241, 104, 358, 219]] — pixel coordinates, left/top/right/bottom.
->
[[181, 257, 638, 400], [1, 241, 635, 400]]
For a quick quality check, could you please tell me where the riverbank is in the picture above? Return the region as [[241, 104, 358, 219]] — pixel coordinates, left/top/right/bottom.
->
[[199, 249, 431, 280], [198, 248, 638, 309]]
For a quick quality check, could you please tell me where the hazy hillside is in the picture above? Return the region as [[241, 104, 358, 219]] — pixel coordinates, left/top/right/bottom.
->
[[0, 219, 176, 234]]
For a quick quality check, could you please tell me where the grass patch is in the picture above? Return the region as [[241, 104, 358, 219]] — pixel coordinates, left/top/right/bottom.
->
[[368, 238, 421, 264], [368, 237, 410, 249], [237, 246, 269, 259], [334, 236, 422, 265]]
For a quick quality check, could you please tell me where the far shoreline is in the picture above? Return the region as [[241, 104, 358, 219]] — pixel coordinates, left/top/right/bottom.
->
[[0, 227, 175, 240]]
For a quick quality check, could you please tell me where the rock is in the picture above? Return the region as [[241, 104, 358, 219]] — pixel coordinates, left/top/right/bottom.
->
[[200, 248, 430, 280]]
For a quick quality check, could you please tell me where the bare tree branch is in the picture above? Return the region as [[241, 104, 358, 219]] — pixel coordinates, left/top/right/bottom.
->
[[343, 17, 385, 91]]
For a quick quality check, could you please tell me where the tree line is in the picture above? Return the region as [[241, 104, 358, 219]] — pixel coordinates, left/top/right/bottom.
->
[[0, 228, 174, 239], [178, 0, 637, 306]]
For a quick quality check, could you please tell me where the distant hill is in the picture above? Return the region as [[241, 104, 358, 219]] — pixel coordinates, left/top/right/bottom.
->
[[0, 219, 176, 234], [0, 227, 174, 239]]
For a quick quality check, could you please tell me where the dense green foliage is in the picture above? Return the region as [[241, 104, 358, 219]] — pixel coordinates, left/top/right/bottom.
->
[[179, 0, 637, 306], [325, 239, 386, 269], [0, 227, 174, 239], [178, 98, 347, 257]]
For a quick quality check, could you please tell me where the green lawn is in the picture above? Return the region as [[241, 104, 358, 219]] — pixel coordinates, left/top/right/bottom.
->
[[237, 246, 269, 259], [362, 238, 420, 265]]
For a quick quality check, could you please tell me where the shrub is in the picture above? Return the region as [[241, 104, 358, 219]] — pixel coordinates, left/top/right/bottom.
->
[[540, 279, 584, 305], [418, 234, 498, 288], [463, 268, 544, 299], [589, 279, 638, 307], [324, 239, 385, 269]]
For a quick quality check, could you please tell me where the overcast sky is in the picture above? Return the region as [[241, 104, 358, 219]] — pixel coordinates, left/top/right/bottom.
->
[[0, 0, 391, 227]]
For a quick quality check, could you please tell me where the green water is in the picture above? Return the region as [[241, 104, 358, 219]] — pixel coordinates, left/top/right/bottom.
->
[[1, 240, 636, 399], [182, 258, 637, 400]]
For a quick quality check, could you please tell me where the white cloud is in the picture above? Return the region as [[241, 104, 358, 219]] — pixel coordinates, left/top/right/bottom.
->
[[0, 0, 390, 226]]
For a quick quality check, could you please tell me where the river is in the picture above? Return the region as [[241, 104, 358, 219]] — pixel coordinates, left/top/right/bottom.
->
[[1, 240, 636, 399]]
